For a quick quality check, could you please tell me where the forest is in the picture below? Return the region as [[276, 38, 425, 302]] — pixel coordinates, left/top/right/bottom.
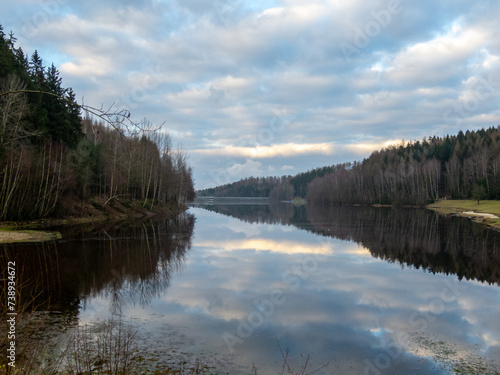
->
[[199, 127, 500, 206], [0, 25, 195, 221], [197, 175, 291, 199], [196, 166, 336, 200], [307, 127, 500, 205]]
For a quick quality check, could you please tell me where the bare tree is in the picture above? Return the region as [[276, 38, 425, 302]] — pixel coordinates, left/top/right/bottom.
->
[[0, 75, 43, 147]]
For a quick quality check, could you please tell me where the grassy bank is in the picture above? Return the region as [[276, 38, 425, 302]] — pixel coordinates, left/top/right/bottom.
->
[[0, 228, 62, 243], [426, 199, 500, 229], [0, 196, 186, 244]]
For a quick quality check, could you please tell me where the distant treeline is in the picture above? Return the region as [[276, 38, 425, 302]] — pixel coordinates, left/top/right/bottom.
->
[[0, 26, 194, 220], [197, 176, 292, 199], [196, 166, 335, 200], [308, 127, 500, 205], [200, 127, 500, 205]]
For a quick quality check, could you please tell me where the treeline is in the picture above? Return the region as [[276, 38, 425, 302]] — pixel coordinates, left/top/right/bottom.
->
[[0, 26, 194, 220], [202, 127, 500, 205], [76, 118, 195, 208], [197, 166, 335, 201], [290, 165, 335, 197], [197, 175, 293, 199], [308, 127, 500, 205]]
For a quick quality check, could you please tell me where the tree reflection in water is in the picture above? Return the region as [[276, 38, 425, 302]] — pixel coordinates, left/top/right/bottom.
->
[[1, 213, 195, 371], [201, 203, 500, 285], [4, 204, 500, 373]]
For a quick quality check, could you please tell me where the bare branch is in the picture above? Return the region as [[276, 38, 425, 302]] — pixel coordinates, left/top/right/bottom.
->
[[0, 76, 44, 146], [0, 88, 162, 136]]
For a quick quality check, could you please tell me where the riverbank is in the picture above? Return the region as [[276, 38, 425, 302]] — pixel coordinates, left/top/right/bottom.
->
[[0, 228, 62, 243], [426, 199, 500, 229], [0, 196, 187, 244]]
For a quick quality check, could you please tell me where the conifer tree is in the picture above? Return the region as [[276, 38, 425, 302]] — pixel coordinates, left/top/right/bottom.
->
[[28, 50, 49, 132], [44, 63, 67, 144], [29, 50, 44, 87], [64, 87, 83, 147]]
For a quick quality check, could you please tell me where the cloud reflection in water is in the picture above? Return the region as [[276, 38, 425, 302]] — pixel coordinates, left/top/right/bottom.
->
[[77, 206, 500, 374]]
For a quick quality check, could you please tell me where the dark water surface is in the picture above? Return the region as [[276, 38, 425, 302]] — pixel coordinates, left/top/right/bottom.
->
[[2, 205, 500, 374]]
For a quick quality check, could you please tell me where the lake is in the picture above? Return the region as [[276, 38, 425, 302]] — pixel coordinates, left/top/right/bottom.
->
[[2, 204, 500, 374]]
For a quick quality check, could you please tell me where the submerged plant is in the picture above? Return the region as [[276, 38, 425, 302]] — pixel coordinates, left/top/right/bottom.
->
[[62, 317, 140, 374], [276, 339, 329, 375]]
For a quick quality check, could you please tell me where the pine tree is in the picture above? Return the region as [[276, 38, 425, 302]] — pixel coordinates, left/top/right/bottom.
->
[[7, 31, 16, 50], [28, 50, 49, 133], [44, 63, 67, 143], [64, 88, 83, 148], [14, 47, 29, 76], [29, 50, 45, 87], [0, 24, 15, 78]]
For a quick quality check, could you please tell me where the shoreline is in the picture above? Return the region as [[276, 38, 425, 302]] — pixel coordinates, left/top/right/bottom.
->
[[426, 199, 500, 230], [0, 229, 62, 243], [0, 198, 187, 244]]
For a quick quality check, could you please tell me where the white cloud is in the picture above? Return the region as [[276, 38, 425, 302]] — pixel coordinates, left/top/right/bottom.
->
[[195, 143, 334, 158], [386, 25, 487, 85], [6, 0, 500, 188]]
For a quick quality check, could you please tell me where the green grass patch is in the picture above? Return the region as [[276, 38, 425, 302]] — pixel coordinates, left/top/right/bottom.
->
[[292, 197, 307, 206], [427, 199, 500, 216], [427, 199, 500, 230]]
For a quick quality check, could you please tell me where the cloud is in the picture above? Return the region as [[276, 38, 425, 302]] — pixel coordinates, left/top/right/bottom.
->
[[385, 23, 487, 86], [5, 0, 500, 188], [195, 142, 334, 158], [344, 139, 402, 156]]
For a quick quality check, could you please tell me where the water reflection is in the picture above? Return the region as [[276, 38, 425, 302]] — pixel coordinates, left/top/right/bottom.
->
[[182, 204, 500, 373], [203, 204, 500, 285], [2, 213, 194, 312], [2, 205, 500, 374]]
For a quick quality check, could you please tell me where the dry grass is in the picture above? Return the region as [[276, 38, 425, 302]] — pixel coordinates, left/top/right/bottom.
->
[[0, 229, 61, 243]]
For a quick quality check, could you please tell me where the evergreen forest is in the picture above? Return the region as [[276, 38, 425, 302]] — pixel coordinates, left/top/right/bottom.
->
[[0, 25, 194, 220]]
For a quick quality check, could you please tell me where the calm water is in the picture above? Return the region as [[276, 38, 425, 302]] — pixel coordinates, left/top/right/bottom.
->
[[2, 205, 500, 374]]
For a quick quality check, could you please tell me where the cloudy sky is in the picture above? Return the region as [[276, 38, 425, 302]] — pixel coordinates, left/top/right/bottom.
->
[[4, 0, 500, 189]]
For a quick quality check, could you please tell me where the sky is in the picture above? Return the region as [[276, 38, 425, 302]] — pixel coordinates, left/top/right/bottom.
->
[[3, 0, 500, 189]]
